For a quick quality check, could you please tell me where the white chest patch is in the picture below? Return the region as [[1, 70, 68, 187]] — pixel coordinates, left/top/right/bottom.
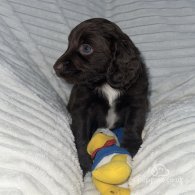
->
[[99, 84, 121, 129]]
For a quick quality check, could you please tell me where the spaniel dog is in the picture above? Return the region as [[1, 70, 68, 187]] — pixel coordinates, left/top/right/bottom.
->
[[53, 18, 149, 175]]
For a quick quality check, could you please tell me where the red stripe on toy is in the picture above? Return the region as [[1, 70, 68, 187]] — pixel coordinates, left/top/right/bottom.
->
[[91, 139, 116, 159]]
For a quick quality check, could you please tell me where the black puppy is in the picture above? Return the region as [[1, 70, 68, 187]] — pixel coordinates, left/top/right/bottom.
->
[[53, 18, 149, 175]]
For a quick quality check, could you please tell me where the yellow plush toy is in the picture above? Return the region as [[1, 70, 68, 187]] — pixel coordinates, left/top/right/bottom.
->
[[87, 128, 132, 195]]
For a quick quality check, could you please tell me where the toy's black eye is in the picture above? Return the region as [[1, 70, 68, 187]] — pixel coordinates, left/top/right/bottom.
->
[[79, 44, 93, 55]]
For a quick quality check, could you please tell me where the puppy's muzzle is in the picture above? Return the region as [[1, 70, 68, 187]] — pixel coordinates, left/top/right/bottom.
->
[[53, 60, 71, 76]]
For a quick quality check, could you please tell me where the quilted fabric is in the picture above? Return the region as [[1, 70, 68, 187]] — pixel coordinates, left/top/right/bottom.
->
[[0, 0, 195, 194]]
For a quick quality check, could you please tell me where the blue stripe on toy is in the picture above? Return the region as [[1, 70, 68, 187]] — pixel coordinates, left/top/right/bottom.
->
[[112, 127, 124, 144], [92, 145, 130, 170]]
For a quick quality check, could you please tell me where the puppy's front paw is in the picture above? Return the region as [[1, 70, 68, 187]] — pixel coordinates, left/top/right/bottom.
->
[[78, 151, 92, 177], [121, 138, 142, 157]]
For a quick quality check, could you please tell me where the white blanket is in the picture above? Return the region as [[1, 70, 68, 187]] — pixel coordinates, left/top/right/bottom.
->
[[0, 0, 195, 195]]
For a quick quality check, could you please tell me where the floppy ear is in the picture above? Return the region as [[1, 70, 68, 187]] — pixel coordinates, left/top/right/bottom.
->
[[107, 33, 142, 89]]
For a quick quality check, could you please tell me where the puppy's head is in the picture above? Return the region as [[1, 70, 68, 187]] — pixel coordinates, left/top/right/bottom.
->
[[53, 18, 142, 89]]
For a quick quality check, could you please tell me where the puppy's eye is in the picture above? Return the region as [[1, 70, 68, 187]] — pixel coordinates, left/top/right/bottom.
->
[[79, 44, 93, 55]]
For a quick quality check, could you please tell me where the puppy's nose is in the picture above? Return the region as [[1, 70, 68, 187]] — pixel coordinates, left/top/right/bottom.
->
[[54, 60, 71, 71], [54, 62, 63, 71]]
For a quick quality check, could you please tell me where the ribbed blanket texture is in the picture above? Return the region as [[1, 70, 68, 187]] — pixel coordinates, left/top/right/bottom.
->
[[0, 0, 195, 194]]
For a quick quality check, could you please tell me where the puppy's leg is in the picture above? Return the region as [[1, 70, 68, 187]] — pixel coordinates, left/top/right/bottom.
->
[[71, 115, 93, 176], [121, 105, 147, 157]]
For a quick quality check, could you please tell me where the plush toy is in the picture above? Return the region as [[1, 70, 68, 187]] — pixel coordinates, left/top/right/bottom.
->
[[87, 127, 132, 195]]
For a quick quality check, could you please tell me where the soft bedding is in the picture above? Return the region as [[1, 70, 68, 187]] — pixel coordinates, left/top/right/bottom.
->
[[0, 0, 195, 195]]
